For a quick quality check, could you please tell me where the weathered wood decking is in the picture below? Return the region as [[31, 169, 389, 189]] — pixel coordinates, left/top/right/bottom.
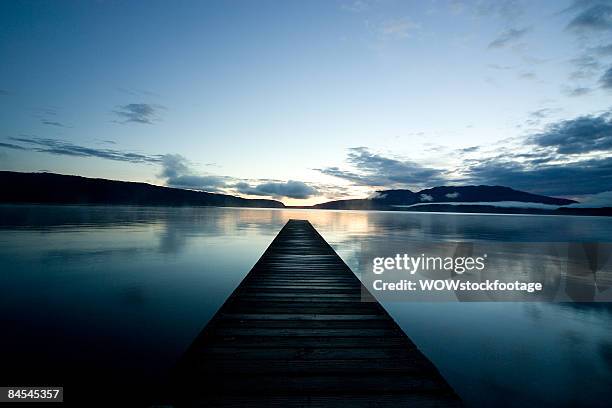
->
[[170, 220, 461, 407]]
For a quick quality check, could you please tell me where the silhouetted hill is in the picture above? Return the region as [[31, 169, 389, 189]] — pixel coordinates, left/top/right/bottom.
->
[[0, 172, 284, 208], [416, 186, 576, 205], [315, 185, 576, 209]]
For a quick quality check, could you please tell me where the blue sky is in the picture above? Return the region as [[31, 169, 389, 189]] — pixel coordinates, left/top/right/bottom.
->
[[1, 0, 611, 205]]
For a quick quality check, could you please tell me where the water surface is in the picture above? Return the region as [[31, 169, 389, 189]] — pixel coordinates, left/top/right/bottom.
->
[[1, 205, 611, 406]]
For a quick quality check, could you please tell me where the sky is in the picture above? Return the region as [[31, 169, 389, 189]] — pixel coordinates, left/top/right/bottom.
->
[[1, 0, 611, 205]]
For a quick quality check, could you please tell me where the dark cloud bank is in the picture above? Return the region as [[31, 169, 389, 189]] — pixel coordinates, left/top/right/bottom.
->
[[235, 181, 317, 200], [319, 110, 612, 197]]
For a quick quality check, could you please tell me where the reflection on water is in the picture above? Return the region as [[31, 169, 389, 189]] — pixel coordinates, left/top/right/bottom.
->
[[0, 205, 611, 406]]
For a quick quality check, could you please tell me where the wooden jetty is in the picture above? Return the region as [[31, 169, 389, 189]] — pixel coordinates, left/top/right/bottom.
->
[[169, 219, 461, 407]]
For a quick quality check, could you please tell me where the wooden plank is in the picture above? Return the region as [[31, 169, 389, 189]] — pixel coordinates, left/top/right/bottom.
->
[[167, 219, 461, 407], [205, 336, 409, 348], [213, 328, 401, 337], [188, 359, 435, 374], [214, 319, 394, 329]]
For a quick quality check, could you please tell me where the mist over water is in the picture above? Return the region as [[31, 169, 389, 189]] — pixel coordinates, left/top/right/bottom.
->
[[1, 205, 611, 406]]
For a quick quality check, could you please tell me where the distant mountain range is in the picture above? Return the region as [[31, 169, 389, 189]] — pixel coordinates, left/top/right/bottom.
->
[[314, 185, 577, 209], [0, 171, 284, 208], [1, 171, 609, 216]]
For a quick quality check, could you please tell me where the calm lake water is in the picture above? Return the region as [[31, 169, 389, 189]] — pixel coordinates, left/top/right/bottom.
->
[[1, 205, 611, 406]]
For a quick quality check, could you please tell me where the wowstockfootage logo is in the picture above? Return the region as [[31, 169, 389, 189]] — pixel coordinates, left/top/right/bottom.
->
[[372, 253, 487, 275], [361, 242, 612, 302]]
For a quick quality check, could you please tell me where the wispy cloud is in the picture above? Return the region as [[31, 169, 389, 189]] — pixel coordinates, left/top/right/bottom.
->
[[31, 106, 70, 128], [488, 27, 530, 49], [518, 71, 536, 80], [560, 1, 612, 94], [0, 141, 27, 150], [477, 0, 524, 22], [113, 103, 164, 124], [599, 66, 612, 89], [487, 63, 514, 70], [1, 136, 163, 163], [41, 120, 66, 127], [525, 107, 558, 126], [569, 54, 603, 80], [563, 86, 592, 97], [340, 0, 371, 13], [116, 88, 160, 98], [590, 43, 612, 56], [378, 17, 420, 39]]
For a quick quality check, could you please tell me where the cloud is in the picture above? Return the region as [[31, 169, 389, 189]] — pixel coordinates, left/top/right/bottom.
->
[[526, 108, 561, 126], [600, 66, 612, 89], [566, 4, 612, 32], [41, 120, 66, 127], [477, 0, 524, 21], [591, 43, 612, 56], [571, 54, 602, 71], [341, 0, 371, 12], [116, 88, 160, 98], [165, 174, 227, 191], [530, 111, 612, 154], [568, 55, 602, 80], [487, 64, 514, 70], [378, 18, 420, 39], [317, 147, 446, 188], [32, 107, 69, 127], [235, 180, 318, 199], [563, 86, 593, 97], [488, 27, 529, 49], [529, 108, 554, 119], [518, 71, 536, 80], [113, 103, 163, 124], [466, 156, 612, 196], [158, 154, 227, 192], [1, 136, 163, 163], [0, 141, 27, 150], [1, 138, 322, 200], [419, 194, 433, 202], [446, 192, 460, 199], [319, 108, 612, 197], [569, 190, 612, 207]]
